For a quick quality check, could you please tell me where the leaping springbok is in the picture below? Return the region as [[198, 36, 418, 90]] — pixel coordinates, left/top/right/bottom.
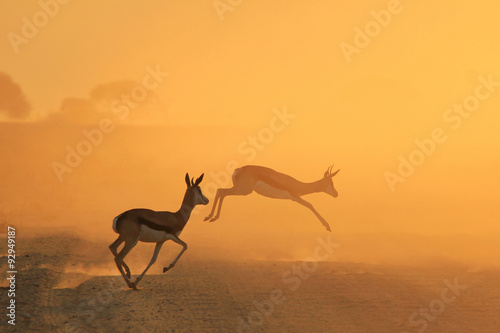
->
[[204, 165, 340, 231], [109, 173, 208, 289]]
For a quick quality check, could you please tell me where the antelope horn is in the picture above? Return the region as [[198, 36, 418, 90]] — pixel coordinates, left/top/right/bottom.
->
[[194, 174, 204, 186], [324, 165, 340, 178], [324, 165, 333, 178], [330, 169, 340, 177]]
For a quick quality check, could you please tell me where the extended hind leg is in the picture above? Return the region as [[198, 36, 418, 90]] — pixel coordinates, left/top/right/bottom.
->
[[204, 189, 222, 221], [109, 235, 131, 278], [208, 185, 253, 222], [115, 238, 139, 289], [205, 169, 254, 221]]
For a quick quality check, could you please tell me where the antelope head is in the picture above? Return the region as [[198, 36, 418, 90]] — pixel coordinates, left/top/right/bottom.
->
[[323, 165, 340, 198], [185, 173, 209, 206]]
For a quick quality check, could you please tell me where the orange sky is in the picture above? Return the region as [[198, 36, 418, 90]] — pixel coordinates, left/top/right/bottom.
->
[[1, 1, 499, 263]]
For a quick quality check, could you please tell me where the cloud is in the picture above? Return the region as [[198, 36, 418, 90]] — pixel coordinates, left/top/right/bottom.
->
[[0, 72, 31, 119]]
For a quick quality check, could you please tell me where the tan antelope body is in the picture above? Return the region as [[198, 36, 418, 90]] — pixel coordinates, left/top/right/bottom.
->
[[204, 165, 340, 231], [109, 173, 208, 289]]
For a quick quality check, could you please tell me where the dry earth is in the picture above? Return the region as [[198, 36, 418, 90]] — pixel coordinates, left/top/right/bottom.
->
[[1, 235, 500, 332]]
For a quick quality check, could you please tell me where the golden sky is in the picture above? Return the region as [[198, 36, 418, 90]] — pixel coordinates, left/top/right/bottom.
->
[[1, 1, 499, 263]]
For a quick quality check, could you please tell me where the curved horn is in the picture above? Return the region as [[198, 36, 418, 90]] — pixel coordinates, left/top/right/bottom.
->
[[194, 173, 204, 186], [324, 165, 334, 178], [330, 169, 340, 177]]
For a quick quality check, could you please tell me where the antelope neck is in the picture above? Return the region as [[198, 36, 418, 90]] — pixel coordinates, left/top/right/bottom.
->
[[296, 179, 325, 196], [176, 191, 195, 222]]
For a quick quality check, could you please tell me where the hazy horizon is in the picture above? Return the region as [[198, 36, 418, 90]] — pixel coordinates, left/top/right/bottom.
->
[[1, 1, 499, 267]]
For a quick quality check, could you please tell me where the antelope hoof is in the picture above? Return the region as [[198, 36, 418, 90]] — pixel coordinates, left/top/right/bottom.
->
[[209, 217, 218, 223], [163, 266, 171, 273], [203, 216, 211, 221], [325, 225, 331, 232], [128, 282, 138, 290]]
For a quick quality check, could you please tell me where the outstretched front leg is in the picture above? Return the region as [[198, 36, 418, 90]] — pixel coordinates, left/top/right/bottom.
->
[[292, 196, 331, 232], [133, 241, 164, 287], [163, 236, 188, 273]]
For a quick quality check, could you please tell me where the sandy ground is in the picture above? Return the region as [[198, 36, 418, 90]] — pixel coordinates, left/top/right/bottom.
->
[[1, 234, 500, 333]]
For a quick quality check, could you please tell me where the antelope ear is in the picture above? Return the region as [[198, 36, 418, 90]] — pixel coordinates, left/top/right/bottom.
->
[[330, 169, 340, 177], [194, 173, 204, 186], [185, 173, 191, 188]]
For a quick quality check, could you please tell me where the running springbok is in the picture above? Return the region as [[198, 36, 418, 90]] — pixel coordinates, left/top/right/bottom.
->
[[110, 173, 208, 289], [204, 165, 340, 231]]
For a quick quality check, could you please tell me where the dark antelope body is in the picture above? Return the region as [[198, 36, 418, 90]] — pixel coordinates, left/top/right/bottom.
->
[[109, 173, 208, 289]]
